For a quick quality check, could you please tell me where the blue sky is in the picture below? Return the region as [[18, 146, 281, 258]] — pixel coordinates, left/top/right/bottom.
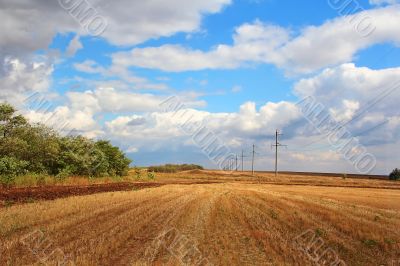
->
[[1, 0, 400, 174]]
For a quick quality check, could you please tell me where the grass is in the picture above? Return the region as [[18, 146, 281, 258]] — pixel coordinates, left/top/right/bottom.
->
[[315, 228, 326, 237], [268, 209, 279, 219], [362, 239, 379, 248], [1, 170, 158, 188]]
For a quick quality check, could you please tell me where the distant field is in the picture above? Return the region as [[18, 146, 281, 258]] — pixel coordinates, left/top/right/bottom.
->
[[0, 170, 399, 265]]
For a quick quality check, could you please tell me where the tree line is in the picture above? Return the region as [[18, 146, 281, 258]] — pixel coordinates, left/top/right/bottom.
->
[[0, 103, 132, 185], [147, 164, 204, 173]]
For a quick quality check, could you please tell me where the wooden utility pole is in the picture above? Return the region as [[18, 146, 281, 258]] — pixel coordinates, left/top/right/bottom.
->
[[252, 144, 255, 176], [235, 154, 238, 171], [272, 130, 286, 177], [241, 150, 244, 172]]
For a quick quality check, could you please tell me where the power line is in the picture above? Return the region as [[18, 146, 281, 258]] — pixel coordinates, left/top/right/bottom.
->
[[240, 149, 249, 172]]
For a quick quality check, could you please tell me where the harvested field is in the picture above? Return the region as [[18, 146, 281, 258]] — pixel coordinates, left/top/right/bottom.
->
[[0, 171, 399, 265]]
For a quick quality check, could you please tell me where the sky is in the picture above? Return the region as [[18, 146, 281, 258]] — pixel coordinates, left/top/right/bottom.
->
[[1, 0, 400, 174]]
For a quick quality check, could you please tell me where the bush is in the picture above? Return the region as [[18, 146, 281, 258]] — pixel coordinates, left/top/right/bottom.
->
[[0, 156, 28, 186], [134, 168, 142, 179], [56, 167, 73, 180], [147, 171, 156, 180], [389, 168, 400, 180]]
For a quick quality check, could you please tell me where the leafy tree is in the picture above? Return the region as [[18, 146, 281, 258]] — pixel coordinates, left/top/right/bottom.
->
[[58, 136, 107, 176], [0, 103, 28, 138], [389, 168, 400, 181], [0, 103, 133, 182], [15, 125, 60, 174], [95, 140, 132, 176]]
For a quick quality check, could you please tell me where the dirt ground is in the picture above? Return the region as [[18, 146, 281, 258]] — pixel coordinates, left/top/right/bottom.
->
[[0, 170, 399, 265], [0, 182, 163, 206]]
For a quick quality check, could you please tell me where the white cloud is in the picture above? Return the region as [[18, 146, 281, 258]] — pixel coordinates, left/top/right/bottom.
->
[[0, 57, 53, 105], [97, 0, 231, 46], [113, 5, 400, 74], [65, 87, 207, 115], [294, 63, 400, 115], [0, 0, 231, 59], [112, 21, 289, 72], [25, 105, 102, 138], [105, 100, 301, 152], [294, 63, 400, 145], [126, 146, 139, 153], [73, 60, 169, 91]]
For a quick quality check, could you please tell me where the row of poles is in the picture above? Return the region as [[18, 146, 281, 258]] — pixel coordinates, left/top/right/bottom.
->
[[225, 130, 286, 177]]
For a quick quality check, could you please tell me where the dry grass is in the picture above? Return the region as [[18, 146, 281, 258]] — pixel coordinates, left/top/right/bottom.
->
[[10, 171, 156, 188], [0, 171, 399, 265]]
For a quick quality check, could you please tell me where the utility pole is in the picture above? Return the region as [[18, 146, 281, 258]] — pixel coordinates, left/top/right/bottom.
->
[[272, 130, 287, 177], [252, 144, 255, 176], [241, 150, 244, 172], [235, 154, 238, 171]]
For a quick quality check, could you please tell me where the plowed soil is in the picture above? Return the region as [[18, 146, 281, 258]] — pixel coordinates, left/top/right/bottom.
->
[[0, 183, 162, 206]]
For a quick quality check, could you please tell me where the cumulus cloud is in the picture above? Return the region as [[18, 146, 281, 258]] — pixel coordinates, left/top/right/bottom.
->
[[294, 63, 400, 145], [113, 5, 400, 74], [73, 60, 169, 91], [105, 100, 302, 152], [25, 105, 102, 138], [66, 87, 207, 114], [0, 0, 231, 59], [0, 0, 232, 107], [0, 57, 53, 105], [112, 21, 289, 72]]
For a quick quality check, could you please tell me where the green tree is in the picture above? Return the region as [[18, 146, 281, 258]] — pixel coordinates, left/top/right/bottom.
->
[[95, 140, 132, 176], [390, 168, 400, 181], [58, 136, 105, 176], [0, 103, 28, 138], [0, 103, 133, 180]]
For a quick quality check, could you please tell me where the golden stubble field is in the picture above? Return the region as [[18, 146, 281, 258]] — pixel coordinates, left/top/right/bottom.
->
[[0, 170, 399, 265]]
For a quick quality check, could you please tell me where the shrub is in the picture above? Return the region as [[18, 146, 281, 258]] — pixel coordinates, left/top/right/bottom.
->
[[134, 168, 142, 179], [0, 156, 28, 186], [147, 171, 156, 180], [56, 167, 73, 180], [389, 168, 400, 180]]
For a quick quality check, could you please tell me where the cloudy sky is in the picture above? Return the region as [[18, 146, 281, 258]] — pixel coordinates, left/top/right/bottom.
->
[[1, 0, 399, 174]]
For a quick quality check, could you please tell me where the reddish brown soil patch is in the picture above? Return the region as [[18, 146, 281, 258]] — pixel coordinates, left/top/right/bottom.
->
[[0, 182, 162, 206]]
